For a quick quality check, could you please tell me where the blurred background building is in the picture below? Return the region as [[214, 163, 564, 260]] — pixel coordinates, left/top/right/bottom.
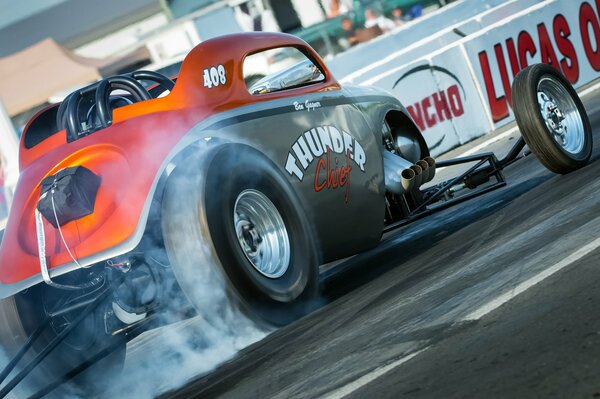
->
[[1, 0, 325, 127], [0, 0, 445, 128]]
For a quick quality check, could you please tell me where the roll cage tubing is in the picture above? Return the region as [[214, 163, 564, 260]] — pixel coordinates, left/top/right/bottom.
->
[[56, 70, 175, 142]]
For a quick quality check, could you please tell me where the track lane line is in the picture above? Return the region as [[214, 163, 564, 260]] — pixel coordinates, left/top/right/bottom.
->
[[322, 348, 429, 399], [319, 79, 600, 399], [463, 236, 600, 321], [321, 238, 600, 399]]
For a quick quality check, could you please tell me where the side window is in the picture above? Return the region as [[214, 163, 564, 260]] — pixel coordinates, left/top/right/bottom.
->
[[244, 47, 325, 95]]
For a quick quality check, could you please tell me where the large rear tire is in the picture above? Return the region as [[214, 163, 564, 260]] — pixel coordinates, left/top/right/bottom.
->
[[511, 63, 592, 174], [162, 145, 320, 327]]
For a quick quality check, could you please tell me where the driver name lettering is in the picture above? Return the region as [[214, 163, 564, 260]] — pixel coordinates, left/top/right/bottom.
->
[[293, 100, 322, 112]]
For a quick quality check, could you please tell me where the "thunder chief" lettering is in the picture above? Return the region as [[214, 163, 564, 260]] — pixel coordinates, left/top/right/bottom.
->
[[285, 126, 366, 181]]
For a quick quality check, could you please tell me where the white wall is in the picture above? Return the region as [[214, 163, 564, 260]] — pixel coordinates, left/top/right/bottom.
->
[[327, 0, 535, 81], [462, 0, 600, 129], [328, 0, 599, 156]]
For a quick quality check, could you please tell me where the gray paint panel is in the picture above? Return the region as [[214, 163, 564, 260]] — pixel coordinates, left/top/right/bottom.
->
[[207, 90, 387, 261], [0, 86, 404, 298]]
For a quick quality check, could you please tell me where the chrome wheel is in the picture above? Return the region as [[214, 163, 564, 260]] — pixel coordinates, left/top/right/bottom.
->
[[233, 189, 290, 279], [537, 76, 585, 155]]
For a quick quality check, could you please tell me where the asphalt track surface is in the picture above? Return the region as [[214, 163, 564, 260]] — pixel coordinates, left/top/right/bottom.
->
[[128, 88, 600, 399]]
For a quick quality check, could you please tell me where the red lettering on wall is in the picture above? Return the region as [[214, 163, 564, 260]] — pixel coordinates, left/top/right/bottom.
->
[[422, 97, 436, 128], [447, 85, 464, 117], [407, 85, 465, 131], [517, 30, 537, 68], [580, 1, 600, 70], [553, 14, 579, 83], [494, 43, 513, 106], [476, 6, 595, 125], [537, 23, 561, 70], [505, 38, 521, 78], [432, 91, 451, 122], [407, 103, 426, 131], [478, 50, 509, 122]]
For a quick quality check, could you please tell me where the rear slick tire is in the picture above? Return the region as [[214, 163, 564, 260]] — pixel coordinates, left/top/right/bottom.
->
[[161, 145, 320, 327], [511, 63, 592, 174]]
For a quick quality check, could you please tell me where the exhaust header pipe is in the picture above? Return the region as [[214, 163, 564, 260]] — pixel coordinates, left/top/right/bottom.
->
[[384, 151, 414, 195], [383, 151, 436, 195], [423, 156, 436, 183]]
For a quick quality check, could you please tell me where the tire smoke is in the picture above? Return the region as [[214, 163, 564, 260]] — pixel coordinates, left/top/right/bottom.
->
[[102, 145, 271, 398]]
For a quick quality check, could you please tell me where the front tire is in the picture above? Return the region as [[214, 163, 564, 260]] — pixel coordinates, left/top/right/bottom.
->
[[511, 63, 592, 174], [162, 146, 320, 327]]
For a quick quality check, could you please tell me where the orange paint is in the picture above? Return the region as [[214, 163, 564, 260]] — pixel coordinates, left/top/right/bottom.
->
[[0, 32, 340, 285]]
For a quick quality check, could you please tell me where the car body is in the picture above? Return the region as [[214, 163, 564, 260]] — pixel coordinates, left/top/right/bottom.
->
[[0, 32, 426, 298]]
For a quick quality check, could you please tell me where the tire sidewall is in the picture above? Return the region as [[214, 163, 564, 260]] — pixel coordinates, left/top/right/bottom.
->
[[162, 144, 320, 327], [204, 147, 319, 306], [513, 64, 592, 170]]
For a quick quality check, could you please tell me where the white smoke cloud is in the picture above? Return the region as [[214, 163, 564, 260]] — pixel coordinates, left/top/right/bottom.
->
[[1, 99, 302, 398], [109, 312, 267, 398], [0, 348, 7, 370], [0, 149, 272, 398], [0, 348, 36, 399], [100, 153, 271, 398], [0, 293, 269, 399]]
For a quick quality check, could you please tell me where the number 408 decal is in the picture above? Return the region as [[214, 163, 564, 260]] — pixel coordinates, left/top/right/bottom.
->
[[203, 65, 227, 89]]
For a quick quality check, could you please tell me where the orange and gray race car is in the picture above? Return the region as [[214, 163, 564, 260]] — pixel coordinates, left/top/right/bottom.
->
[[0, 32, 591, 395]]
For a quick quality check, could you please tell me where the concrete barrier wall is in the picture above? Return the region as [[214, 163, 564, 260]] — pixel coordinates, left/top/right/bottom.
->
[[328, 0, 600, 156], [368, 47, 494, 155], [463, 0, 600, 129], [328, 0, 543, 83]]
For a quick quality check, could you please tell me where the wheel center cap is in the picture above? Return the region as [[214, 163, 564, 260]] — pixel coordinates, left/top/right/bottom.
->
[[536, 75, 586, 155], [545, 101, 566, 134], [233, 189, 291, 279], [236, 217, 262, 257], [539, 90, 567, 141]]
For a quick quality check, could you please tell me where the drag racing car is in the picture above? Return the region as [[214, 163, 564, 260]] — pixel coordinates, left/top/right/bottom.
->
[[0, 32, 591, 396]]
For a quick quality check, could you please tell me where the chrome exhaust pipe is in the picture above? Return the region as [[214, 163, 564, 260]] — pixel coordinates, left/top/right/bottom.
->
[[383, 151, 416, 195], [410, 164, 423, 188], [400, 168, 416, 193], [423, 156, 436, 183], [416, 159, 430, 183], [384, 152, 437, 194], [384, 168, 415, 195]]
